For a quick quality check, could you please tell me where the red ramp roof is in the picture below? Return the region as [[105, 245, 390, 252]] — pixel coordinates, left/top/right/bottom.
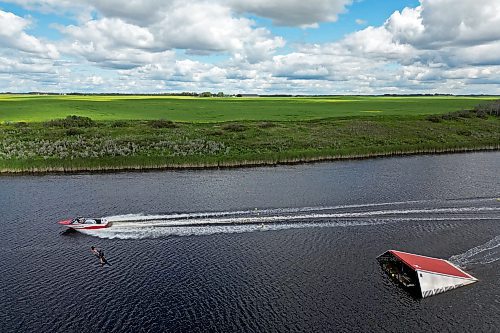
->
[[389, 250, 475, 279]]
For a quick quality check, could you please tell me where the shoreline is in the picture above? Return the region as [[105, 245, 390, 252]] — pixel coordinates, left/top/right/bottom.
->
[[1, 145, 498, 175]]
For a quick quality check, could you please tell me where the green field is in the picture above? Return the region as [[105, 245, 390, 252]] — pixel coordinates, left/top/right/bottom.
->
[[0, 95, 498, 173], [0, 95, 497, 123]]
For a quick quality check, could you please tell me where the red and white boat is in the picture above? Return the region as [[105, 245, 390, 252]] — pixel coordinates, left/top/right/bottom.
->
[[58, 217, 110, 230]]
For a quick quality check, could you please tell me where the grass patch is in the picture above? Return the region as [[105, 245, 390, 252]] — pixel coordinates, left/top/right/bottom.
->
[[1, 115, 498, 173], [1, 95, 498, 123], [1, 97, 498, 173]]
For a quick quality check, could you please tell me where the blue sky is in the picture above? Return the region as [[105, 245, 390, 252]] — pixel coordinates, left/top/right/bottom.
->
[[262, 0, 421, 44], [0, 0, 499, 94]]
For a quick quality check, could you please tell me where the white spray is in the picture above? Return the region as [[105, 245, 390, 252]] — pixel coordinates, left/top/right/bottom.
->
[[449, 235, 500, 267]]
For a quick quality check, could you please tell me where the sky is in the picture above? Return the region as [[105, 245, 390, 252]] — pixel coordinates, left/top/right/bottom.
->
[[0, 0, 499, 94]]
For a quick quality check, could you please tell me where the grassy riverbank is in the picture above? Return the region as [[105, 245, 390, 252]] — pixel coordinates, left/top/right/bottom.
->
[[1, 109, 498, 173]]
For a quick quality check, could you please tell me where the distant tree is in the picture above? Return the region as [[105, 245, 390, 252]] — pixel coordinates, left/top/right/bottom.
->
[[180, 92, 198, 96], [200, 92, 213, 97], [216, 92, 225, 97]]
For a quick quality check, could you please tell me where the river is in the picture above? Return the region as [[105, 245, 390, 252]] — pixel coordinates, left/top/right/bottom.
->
[[1, 152, 499, 332]]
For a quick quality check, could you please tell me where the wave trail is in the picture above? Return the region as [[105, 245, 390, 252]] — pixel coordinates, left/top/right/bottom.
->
[[79, 219, 389, 240], [449, 235, 500, 267], [78, 198, 499, 239], [106, 206, 499, 227], [104, 198, 498, 223]]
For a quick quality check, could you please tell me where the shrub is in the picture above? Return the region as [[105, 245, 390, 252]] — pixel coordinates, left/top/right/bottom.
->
[[456, 110, 473, 118], [45, 115, 95, 128], [148, 119, 177, 128], [222, 123, 246, 132], [456, 129, 472, 136], [258, 121, 276, 128], [111, 120, 129, 128], [66, 128, 84, 136], [426, 102, 498, 123], [426, 115, 441, 123], [475, 109, 488, 119], [473, 100, 500, 116], [441, 112, 459, 121], [210, 129, 224, 136]]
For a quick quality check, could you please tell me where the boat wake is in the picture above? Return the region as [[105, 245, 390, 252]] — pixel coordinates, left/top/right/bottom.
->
[[78, 197, 500, 239], [449, 235, 500, 267]]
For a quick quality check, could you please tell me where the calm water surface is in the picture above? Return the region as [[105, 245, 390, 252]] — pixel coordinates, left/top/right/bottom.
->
[[1, 152, 499, 332]]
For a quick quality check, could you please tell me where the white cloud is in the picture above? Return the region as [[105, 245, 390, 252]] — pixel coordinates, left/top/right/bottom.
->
[[6, 0, 356, 28], [2, 0, 92, 21], [228, 0, 353, 27], [152, 3, 285, 60], [386, 0, 500, 49], [86, 0, 169, 24], [0, 10, 59, 58], [341, 25, 416, 61], [60, 18, 156, 50], [385, 6, 424, 45], [56, 2, 285, 67], [417, 0, 500, 47], [0, 55, 54, 74]]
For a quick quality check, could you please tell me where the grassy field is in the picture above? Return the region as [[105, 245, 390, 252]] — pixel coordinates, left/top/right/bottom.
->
[[0, 95, 498, 173], [0, 95, 497, 123]]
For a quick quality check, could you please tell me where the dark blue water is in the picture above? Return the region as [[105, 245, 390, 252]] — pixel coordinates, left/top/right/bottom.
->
[[1, 152, 499, 332]]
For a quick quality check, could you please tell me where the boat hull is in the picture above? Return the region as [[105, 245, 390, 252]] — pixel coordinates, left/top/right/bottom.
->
[[58, 217, 110, 230]]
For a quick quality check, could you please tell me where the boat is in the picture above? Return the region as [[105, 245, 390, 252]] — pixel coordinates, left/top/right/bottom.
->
[[58, 217, 110, 230], [377, 250, 478, 298]]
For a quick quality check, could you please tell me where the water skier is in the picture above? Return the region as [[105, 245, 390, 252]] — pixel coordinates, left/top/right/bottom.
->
[[90, 246, 111, 267]]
